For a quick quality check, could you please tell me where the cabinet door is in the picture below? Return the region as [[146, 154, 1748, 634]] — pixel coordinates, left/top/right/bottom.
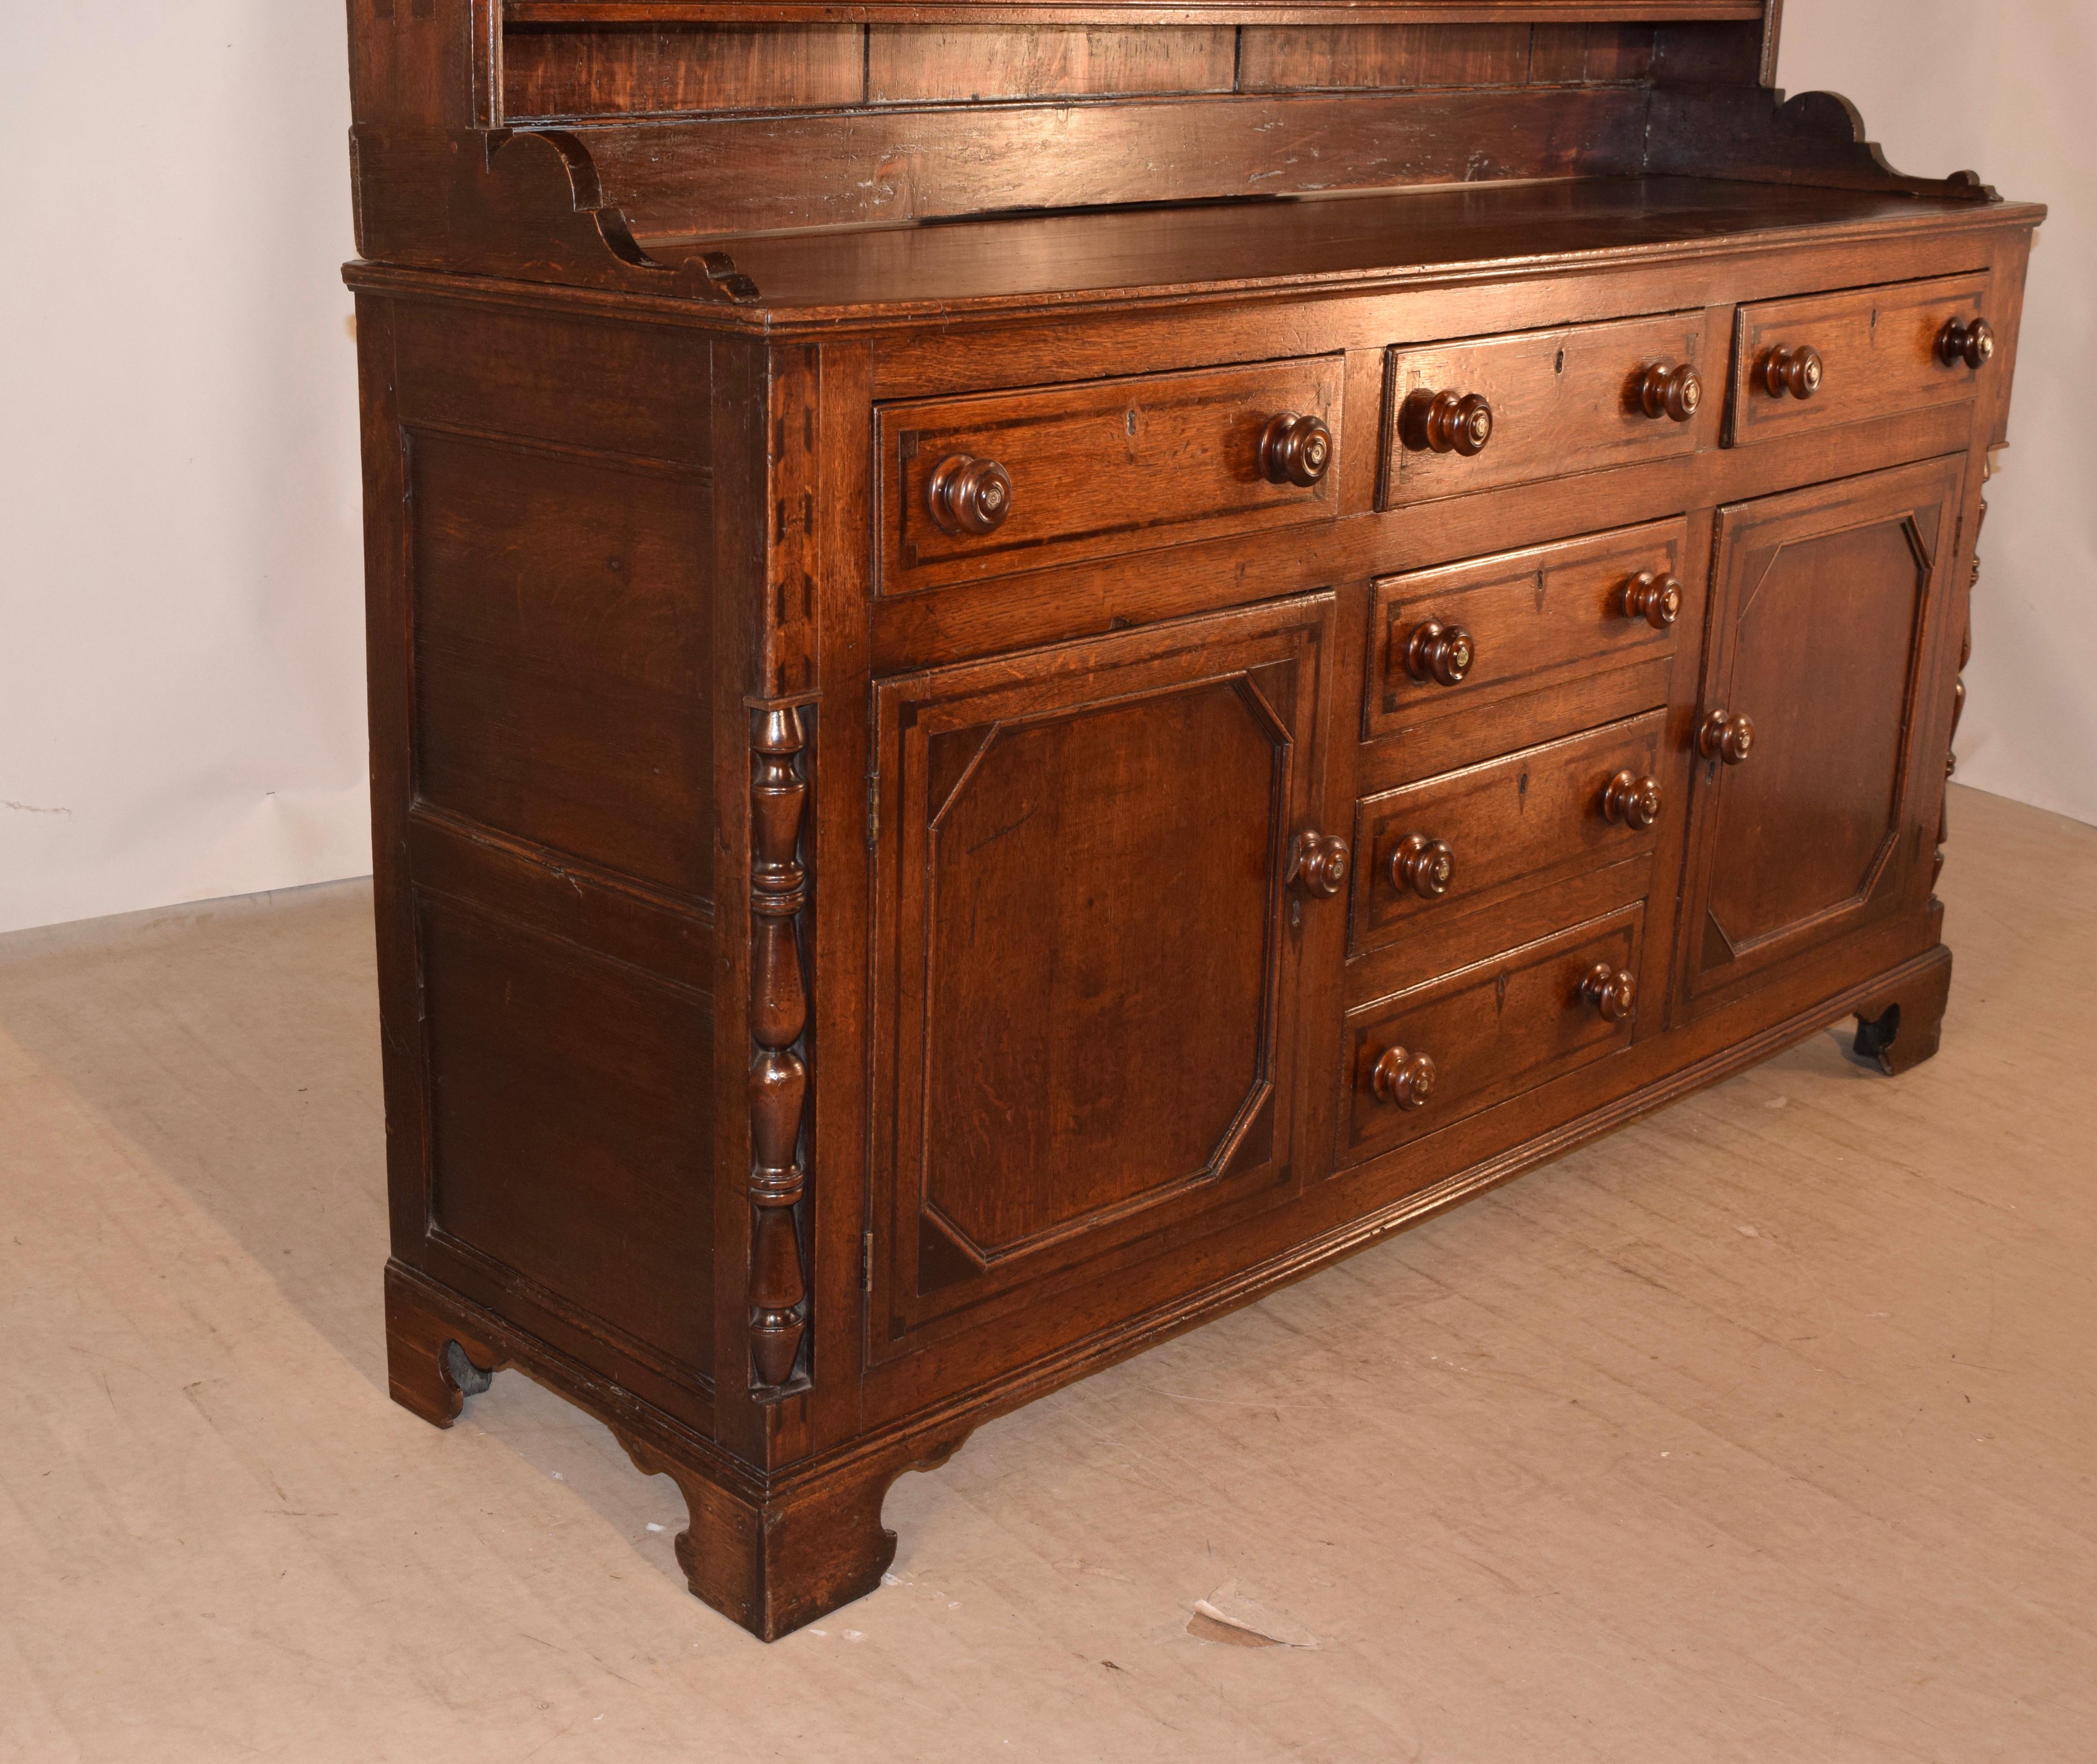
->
[[867, 594, 1336, 1361], [1681, 457, 1963, 1011]]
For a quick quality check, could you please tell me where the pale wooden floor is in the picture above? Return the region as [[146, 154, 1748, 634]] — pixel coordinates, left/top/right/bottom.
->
[[2, 782, 2092, 1764]]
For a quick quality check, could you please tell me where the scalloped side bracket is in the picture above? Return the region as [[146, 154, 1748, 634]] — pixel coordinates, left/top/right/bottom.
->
[[1645, 86, 1999, 202], [348, 124, 761, 303]]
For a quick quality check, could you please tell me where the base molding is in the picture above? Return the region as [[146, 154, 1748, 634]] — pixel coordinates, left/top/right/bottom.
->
[[384, 1262, 968, 1641], [385, 943, 1952, 1641]]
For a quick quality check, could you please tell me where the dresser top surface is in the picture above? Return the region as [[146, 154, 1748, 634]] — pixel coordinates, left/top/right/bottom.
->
[[645, 176, 2040, 323]]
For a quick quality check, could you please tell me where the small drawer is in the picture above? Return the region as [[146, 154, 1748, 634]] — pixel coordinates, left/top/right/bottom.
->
[[1727, 272, 1996, 448], [1351, 712, 1668, 958], [876, 357, 1343, 595], [1380, 311, 1714, 507], [1342, 905, 1643, 1163], [1366, 519, 1688, 754]]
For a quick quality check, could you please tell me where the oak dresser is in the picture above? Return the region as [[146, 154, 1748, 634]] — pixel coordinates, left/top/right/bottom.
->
[[345, 0, 2043, 1638]]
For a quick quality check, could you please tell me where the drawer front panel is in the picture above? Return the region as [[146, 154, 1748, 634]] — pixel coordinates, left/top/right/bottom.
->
[[877, 356, 1342, 594], [1352, 711, 1667, 957], [1727, 273, 1995, 447], [1380, 311, 1714, 507], [1367, 518, 1687, 750], [1342, 906, 1644, 1161]]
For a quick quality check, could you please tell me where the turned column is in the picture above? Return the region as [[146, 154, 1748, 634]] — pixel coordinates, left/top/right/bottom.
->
[[748, 706, 810, 1390]]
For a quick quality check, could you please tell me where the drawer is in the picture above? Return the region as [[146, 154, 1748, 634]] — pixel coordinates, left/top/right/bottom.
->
[[1366, 519, 1688, 754], [876, 357, 1343, 594], [1342, 905, 1643, 1163], [1351, 711, 1668, 958], [1380, 311, 1714, 507], [1727, 272, 1996, 448]]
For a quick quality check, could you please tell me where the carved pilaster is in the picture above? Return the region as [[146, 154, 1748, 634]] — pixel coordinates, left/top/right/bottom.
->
[[1936, 497, 1984, 886], [748, 706, 810, 1390]]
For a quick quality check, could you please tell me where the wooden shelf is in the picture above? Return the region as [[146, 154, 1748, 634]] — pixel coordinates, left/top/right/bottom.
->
[[504, 3, 1767, 25], [636, 176, 2037, 317]]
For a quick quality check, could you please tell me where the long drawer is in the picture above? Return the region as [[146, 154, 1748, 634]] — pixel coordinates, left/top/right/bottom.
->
[[876, 356, 1343, 594]]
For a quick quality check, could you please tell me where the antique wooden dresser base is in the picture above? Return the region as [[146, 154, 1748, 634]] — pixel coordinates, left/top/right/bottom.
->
[[347, 1, 2040, 1638]]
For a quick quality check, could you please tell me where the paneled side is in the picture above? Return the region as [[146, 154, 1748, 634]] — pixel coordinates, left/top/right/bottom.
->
[[421, 897, 715, 1379], [381, 298, 723, 1420], [410, 435, 714, 901]]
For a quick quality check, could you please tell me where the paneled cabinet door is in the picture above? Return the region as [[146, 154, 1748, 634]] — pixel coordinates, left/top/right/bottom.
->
[[1680, 457, 1965, 1012], [867, 594, 1337, 1363]]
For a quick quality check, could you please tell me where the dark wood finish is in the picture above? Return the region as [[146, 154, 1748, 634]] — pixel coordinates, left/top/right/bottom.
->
[[867, 595, 1333, 1354], [877, 357, 1342, 594], [1366, 518, 1688, 750], [1383, 310, 1716, 505], [1680, 456, 1965, 1013], [1351, 710, 1668, 956], [1344, 905, 1646, 1161], [1728, 273, 1995, 447], [746, 707, 811, 1391], [344, 0, 2038, 1644]]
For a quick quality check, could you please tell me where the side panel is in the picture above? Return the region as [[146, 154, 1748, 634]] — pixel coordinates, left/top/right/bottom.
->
[[359, 293, 722, 1434]]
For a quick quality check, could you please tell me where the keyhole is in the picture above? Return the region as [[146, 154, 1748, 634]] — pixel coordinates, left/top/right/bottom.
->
[[1555, 350, 1566, 375]]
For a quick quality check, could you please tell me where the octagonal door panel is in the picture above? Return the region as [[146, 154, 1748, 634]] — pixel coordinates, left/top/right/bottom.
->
[[867, 594, 1335, 1361], [1682, 456, 1964, 1012]]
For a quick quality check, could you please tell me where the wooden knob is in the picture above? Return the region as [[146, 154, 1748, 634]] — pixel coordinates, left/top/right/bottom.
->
[[1400, 389, 1494, 457], [1404, 620, 1475, 688], [1581, 963, 1637, 1024], [1760, 345, 1824, 401], [1699, 708, 1756, 766], [1286, 830, 1350, 899], [1637, 363, 1703, 423], [1602, 770, 1663, 832], [1259, 412, 1334, 486], [1370, 1046, 1437, 1110], [1391, 833, 1455, 900], [1621, 572, 1683, 630], [1937, 317, 1996, 370], [927, 454, 1014, 535]]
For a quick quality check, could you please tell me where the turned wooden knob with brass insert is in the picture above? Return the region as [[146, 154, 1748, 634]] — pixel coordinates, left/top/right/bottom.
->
[[1581, 963, 1637, 1024], [927, 454, 1014, 535], [1400, 389, 1495, 457], [1286, 829, 1351, 899], [1637, 362, 1703, 423], [1699, 707, 1756, 766], [1370, 1046, 1437, 1110], [1391, 833, 1455, 900], [1937, 316, 1996, 370], [1621, 571, 1683, 630], [1602, 770, 1663, 832], [1760, 344, 1824, 401], [1259, 412, 1334, 487], [1403, 620, 1475, 688]]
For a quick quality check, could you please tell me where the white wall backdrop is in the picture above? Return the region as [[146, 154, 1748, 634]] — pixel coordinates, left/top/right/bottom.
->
[[1779, 3, 2097, 830], [1, 4, 368, 936], [0, 4, 2091, 937]]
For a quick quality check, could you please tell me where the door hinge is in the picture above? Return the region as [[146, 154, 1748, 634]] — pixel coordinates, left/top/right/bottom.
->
[[863, 1230, 875, 1293], [866, 771, 881, 848]]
